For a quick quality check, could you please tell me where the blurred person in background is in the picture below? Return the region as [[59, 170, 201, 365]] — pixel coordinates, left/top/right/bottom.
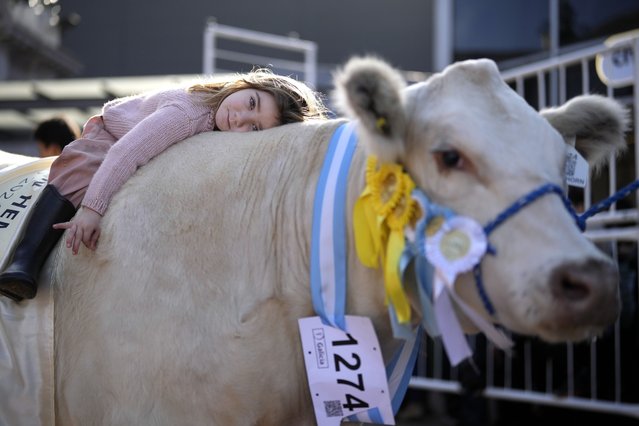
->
[[34, 116, 82, 157]]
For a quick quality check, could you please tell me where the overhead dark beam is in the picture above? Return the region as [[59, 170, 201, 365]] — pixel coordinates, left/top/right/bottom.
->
[[0, 98, 108, 112]]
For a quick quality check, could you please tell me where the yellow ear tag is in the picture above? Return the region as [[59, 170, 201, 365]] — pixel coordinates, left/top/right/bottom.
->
[[376, 116, 388, 132]]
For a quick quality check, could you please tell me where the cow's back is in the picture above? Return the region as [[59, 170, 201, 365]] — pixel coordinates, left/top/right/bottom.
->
[[52, 120, 343, 425]]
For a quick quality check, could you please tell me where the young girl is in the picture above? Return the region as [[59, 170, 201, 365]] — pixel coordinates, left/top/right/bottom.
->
[[0, 69, 327, 301]]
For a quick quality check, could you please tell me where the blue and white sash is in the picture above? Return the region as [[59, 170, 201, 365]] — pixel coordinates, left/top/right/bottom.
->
[[309, 122, 420, 423]]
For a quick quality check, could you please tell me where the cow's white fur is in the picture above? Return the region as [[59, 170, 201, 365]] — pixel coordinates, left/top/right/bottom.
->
[[22, 57, 625, 425]]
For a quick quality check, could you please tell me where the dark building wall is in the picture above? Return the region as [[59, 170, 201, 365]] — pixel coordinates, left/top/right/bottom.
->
[[453, 0, 639, 62], [59, 0, 434, 78]]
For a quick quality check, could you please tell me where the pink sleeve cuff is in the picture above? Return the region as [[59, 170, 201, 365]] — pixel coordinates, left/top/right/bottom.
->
[[81, 198, 108, 216]]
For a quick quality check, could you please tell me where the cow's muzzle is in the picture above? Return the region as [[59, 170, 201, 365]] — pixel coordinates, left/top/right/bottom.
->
[[549, 257, 620, 330]]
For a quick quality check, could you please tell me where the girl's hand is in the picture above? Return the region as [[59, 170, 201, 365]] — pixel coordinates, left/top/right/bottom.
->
[[53, 207, 102, 255]]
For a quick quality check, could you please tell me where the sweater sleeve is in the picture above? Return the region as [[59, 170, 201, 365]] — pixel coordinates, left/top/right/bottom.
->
[[82, 105, 195, 215]]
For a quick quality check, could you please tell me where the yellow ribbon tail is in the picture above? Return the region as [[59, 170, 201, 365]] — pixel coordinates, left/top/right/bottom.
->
[[384, 230, 411, 324], [353, 194, 381, 268]]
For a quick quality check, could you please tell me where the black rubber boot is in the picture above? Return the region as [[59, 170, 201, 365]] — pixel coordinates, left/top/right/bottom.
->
[[0, 185, 76, 301]]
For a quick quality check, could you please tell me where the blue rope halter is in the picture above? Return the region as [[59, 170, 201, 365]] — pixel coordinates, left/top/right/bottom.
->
[[475, 179, 639, 316], [578, 179, 639, 227]]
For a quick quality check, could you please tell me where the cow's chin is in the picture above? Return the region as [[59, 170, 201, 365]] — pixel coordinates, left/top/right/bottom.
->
[[499, 307, 617, 343], [531, 323, 610, 344], [491, 307, 618, 344]]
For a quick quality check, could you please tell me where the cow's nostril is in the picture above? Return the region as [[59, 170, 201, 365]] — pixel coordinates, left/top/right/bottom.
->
[[558, 278, 589, 301], [546, 259, 620, 332], [549, 259, 618, 308], [551, 269, 592, 303]]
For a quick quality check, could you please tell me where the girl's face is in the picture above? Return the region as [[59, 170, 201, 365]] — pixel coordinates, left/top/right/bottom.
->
[[214, 89, 280, 132]]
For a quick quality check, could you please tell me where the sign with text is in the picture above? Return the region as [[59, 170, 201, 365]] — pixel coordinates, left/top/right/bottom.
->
[[298, 316, 394, 425], [596, 30, 638, 88], [0, 158, 53, 270]]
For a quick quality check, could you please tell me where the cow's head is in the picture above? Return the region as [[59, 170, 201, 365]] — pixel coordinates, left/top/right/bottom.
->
[[334, 56, 628, 342]]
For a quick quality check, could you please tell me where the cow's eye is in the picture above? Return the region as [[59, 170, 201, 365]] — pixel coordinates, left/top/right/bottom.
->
[[434, 149, 464, 170], [442, 150, 461, 167]]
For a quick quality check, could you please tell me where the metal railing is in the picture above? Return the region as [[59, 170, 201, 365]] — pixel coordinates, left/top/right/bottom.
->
[[202, 21, 317, 88], [409, 32, 639, 420]]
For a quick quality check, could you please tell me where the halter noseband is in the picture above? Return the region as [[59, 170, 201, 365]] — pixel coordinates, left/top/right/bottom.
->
[[474, 183, 576, 316], [473, 179, 639, 316]]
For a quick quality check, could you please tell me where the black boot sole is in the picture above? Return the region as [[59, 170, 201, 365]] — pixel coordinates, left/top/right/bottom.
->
[[0, 272, 36, 301]]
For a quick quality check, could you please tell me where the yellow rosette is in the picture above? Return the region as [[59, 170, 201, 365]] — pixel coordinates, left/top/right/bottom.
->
[[353, 156, 419, 324]]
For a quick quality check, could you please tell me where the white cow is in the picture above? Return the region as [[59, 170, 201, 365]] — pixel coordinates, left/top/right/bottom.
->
[[37, 57, 627, 424]]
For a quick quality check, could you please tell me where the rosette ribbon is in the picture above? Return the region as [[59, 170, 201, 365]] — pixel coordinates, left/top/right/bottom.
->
[[353, 156, 418, 325], [424, 214, 513, 365]]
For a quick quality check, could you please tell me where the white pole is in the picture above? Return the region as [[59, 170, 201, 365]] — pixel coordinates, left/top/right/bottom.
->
[[549, 0, 559, 105], [433, 0, 453, 72], [304, 43, 317, 88], [203, 21, 216, 75]]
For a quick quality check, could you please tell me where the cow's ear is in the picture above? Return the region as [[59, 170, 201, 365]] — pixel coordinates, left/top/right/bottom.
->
[[541, 95, 629, 170], [333, 56, 407, 163]]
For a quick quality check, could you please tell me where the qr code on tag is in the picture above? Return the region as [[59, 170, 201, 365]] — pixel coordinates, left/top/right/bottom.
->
[[565, 151, 577, 176], [324, 400, 343, 417]]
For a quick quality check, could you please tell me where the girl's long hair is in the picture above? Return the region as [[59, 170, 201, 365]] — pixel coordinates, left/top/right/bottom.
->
[[188, 69, 328, 126]]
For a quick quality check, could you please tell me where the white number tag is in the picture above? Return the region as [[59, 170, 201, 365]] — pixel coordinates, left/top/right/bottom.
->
[[565, 144, 589, 188], [298, 316, 394, 425]]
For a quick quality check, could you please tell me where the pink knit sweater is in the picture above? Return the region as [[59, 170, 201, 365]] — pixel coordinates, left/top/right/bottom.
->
[[81, 88, 214, 215]]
